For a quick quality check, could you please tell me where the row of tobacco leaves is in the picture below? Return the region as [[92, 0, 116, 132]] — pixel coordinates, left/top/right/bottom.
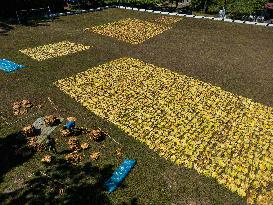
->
[[56, 57, 273, 205], [19, 41, 91, 61], [88, 17, 180, 45]]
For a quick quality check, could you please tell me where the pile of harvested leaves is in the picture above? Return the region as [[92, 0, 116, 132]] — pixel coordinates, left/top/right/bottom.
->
[[44, 115, 58, 126], [12, 99, 32, 115], [64, 152, 83, 165]]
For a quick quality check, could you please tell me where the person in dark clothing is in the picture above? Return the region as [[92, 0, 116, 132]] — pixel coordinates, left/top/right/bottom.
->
[[45, 135, 57, 153], [64, 117, 77, 130]]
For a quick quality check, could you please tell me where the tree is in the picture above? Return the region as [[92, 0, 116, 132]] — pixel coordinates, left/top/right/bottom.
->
[[0, 0, 64, 17], [190, 0, 223, 13], [190, 0, 268, 17], [227, 0, 268, 19]]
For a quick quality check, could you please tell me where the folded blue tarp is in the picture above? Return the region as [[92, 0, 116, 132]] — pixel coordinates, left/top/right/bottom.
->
[[0, 59, 26, 73], [105, 159, 136, 193]]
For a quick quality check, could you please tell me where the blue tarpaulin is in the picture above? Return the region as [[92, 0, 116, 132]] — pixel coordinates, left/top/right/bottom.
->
[[105, 159, 136, 193], [0, 59, 26, 72]]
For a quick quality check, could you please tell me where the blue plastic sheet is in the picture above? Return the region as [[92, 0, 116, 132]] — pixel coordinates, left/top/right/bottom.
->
[[0, 59, 26, 73], [105, 159, 136, 193]]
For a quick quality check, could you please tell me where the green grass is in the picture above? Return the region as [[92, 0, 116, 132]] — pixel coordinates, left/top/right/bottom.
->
[[0, 8, 272, 204]]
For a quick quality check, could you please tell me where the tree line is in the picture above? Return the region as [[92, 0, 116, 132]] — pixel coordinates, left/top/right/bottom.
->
[[0, 0, 270, 18], [0, 0, 64, 17], [191, 0, 269, 18]]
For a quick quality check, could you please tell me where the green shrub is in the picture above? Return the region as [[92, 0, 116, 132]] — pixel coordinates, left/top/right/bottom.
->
[[190, 0, 206, 11], [227, 0, 268, 19], [191, 0, 268, 18], [190, 0, 223, 12]]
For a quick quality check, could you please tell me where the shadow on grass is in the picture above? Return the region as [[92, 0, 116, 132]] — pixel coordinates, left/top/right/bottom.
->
[[0, 22, 14, 36], [19, 20, 54, 27], [0, 131, 140, 205], [0, 158, 116, 205], [121, 197, 139, 205], [0, 16, 59, 36], [0, 132, 34, 183]]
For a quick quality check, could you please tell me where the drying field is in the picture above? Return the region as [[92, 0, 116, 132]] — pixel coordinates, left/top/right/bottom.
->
[[0, 8, 273, 205]]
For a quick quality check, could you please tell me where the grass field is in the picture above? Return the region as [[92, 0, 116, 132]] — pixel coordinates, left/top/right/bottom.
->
[[0, 8, 273, 205]]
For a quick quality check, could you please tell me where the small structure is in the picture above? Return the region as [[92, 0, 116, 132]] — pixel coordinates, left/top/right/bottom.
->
[[32, 116, 64, 144]]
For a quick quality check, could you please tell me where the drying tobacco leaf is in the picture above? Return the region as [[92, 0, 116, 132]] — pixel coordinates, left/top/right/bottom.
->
[[65, 152, 83, 165], [22, 99, 32, 108], [61, 129, 72, 137], [80, 142, 89, 150], [36, 143, 46, 152], [44, 115, 58, 126], [68, 137, 80, 151], [41, 155, 52, 163], [20, 125, 36, 137], [13, 110, 20, 116], [88, 129, 104, 142], [12, 99, 33, 116], [26, 137, 46, 152], [12, 101, 20, 110], [67, 116, 77, 122], [26, 137, 37, 148], [89, 151, 100, 161]]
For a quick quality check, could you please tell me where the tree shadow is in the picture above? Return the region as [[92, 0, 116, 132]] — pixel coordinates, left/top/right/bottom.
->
[[16, 16, 58, 28], [0, 22, 14, 36], [121, 197, 140, 205], [0, 158, 115, 205], [0, 15, 59, 36], [59, 149, 72, 155], [0, 132, 34, 183]]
